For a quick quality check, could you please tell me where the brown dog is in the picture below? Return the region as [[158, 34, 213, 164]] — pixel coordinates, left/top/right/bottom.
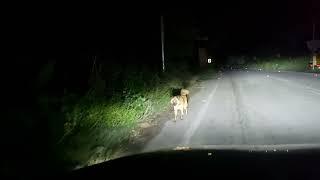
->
[[170, 89, 189, 120]]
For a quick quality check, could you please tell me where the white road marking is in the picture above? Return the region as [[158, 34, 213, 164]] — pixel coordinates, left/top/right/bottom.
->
[[269, 75, 320, 96], [306, 86, 320, 93], [268, 76, 289, 82], [307, 90, 320, 96], [201, 144, 320, 150], [181, 79, 220, 146]]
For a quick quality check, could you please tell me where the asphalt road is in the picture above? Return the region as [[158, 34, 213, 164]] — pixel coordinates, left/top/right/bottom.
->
[[143, 70, 320, 152]]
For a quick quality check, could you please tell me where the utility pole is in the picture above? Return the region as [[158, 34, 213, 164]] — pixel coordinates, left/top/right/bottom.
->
[[161, 16, 165, 72], [312, 23, 316, 69]]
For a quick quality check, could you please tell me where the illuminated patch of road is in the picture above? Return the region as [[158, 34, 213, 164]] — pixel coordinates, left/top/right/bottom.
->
[[181, 79, 220, 146], [268, 75, 320, 96]]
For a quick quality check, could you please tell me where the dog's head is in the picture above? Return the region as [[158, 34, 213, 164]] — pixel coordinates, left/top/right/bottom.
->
[[170, 96, 179, 106], [180, 89, 189, 96]]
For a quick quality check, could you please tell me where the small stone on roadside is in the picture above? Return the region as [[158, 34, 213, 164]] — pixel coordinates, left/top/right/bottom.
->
[[139, 122, 151, 129]]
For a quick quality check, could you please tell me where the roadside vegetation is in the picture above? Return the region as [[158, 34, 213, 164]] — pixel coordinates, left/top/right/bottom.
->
[[32, 59, 201, 171], [228, 55, 320, 73], [247, 56, 311, 72]]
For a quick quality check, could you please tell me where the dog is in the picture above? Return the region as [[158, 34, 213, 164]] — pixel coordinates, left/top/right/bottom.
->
[[170, 89, 189, 120]]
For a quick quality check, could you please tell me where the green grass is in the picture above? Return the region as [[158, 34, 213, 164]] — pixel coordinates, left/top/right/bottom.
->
[[247, 56, 311, 72], [52, 63, 195, 170]]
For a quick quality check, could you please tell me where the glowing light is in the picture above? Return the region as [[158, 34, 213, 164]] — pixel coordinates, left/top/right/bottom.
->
[[208, 58, 212, 63], [174, 146, 190, 151]]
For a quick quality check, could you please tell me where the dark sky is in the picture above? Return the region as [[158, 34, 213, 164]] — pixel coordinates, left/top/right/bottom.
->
[[163, 0, 319, 54], [3, 2, 320, 95], [5, 1, 320, 58]]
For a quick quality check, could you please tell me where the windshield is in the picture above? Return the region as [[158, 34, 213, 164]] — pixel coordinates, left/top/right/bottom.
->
[[4, 2, 320, 176]]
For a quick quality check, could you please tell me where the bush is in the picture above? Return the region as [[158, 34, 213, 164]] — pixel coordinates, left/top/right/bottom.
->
[[248, 56, 310, 72], [53, 61, 194, 169]]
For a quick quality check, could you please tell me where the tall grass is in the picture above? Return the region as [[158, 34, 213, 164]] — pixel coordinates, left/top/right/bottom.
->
[[50, 61, 194, 169], [247, 56, 311, 72]]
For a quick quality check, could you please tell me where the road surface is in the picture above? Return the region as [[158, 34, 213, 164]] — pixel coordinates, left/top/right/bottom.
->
[[143, 70, 320, 152]]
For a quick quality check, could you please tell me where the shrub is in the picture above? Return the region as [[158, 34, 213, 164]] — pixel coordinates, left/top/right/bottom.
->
[[54, 61, 196, 169]]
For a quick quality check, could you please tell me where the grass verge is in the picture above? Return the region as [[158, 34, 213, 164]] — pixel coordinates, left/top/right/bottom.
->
[[53, 63, 198, 170], [246, 56, 320, 73]]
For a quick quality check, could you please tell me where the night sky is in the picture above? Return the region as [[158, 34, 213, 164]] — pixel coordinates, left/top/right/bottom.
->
[[6, 1, 320, 59], [172, 1, 319, 55], [4, 1, 320, 85]]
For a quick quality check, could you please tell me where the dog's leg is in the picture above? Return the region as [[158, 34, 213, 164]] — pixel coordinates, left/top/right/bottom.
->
[[180, 109, 184, 120], [185, 107, 188, 115], [174, 108, 177, 121]]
